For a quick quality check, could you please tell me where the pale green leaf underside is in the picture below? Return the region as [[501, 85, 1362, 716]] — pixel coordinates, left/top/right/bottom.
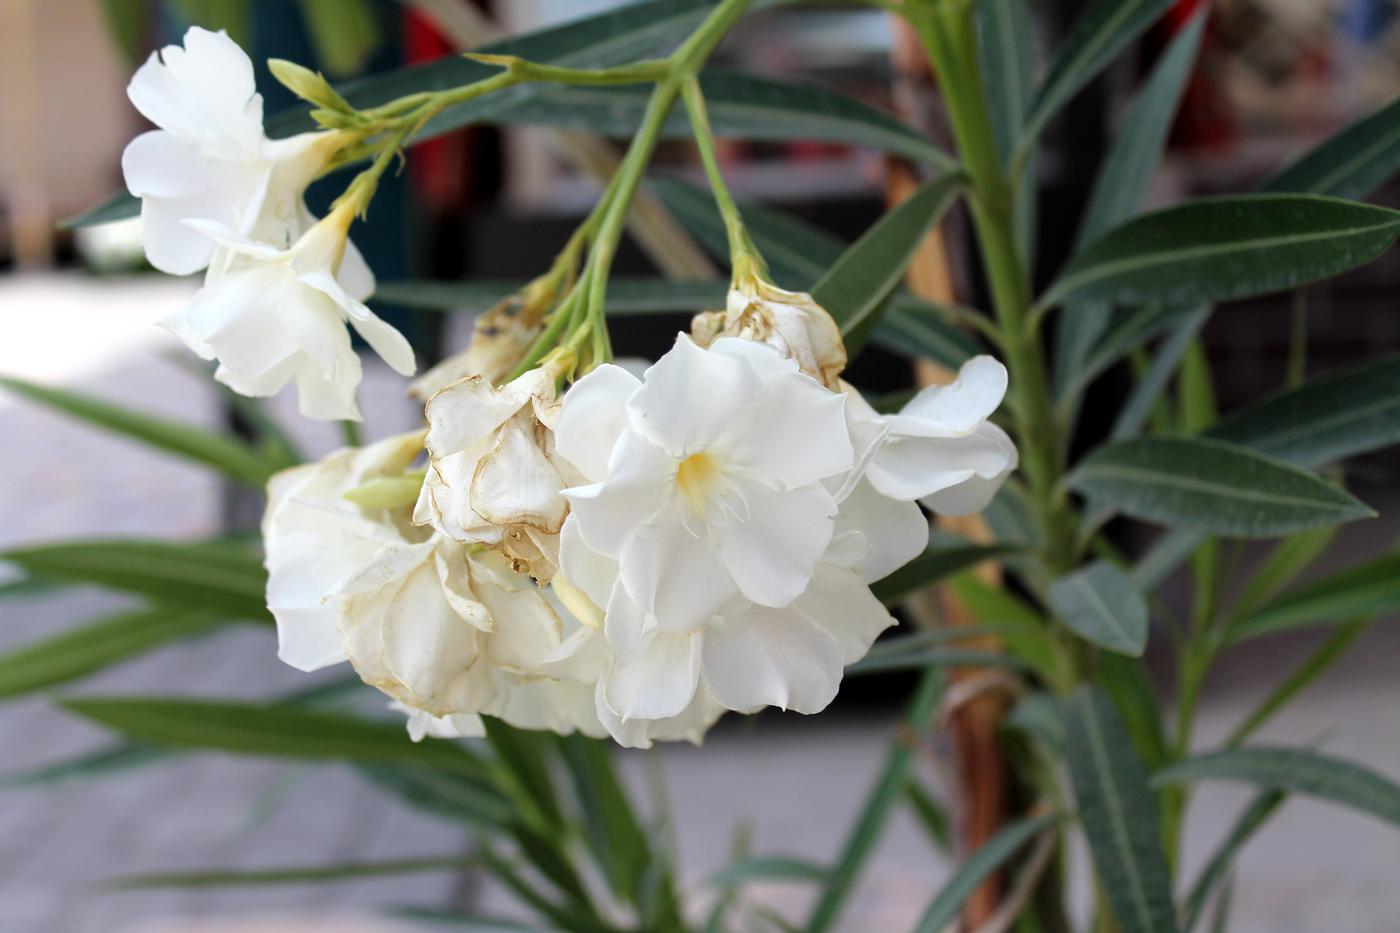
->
[[1049, 561, 1148, 656]]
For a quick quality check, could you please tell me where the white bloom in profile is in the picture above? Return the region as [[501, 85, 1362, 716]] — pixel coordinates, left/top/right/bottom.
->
[[558, 334, 853, 632], [845, 355, 1018, 515], [121, 26, 350, 274], [414, 363, 581, 581], [692, 280, 847, 389], [166, 202, 414, 421]]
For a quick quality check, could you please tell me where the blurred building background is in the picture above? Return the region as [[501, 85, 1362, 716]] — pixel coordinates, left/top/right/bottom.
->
[[1, 1, 1399, 931]]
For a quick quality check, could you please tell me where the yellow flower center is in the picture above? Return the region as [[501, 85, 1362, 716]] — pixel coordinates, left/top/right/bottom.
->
[[676, 452, 721, 514]]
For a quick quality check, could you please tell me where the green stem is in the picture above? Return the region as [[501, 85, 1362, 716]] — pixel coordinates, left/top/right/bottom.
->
[[679, 74, 764, 283], [911, 3, 1072, 581]]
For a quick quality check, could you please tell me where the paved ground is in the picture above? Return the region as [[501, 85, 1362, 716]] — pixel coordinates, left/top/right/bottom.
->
[[0, 273, 1397, 932]]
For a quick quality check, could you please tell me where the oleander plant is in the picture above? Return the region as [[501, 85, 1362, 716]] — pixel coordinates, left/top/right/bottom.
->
[[5, 0, 1400, 930]]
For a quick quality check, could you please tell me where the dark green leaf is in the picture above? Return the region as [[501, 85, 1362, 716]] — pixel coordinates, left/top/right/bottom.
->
[[1208, 356, 1400, 468], [1264, 96, 1400, 201], [1058, 303, 1199, 407], [0, 741, 164, 789], [1153, 747, 1400, 828], [1181, 792, 1284, 932], [978, 0, 1036, 163], [59, 696, 484, 774], [1067, 436, 1374, 538], [652, 178, 977, 366], [871, 535, 1018, 604], [1064, 687, 1178, 933], [503, 70, 954, 169], [912, 813, 1060, 933], [0, 608, 221, 700], [1020, 0, 1176, 152], [556, 734, 650, 905], [1007, 692, 1066, 755], [2, 539, 269, 621], [356, 763, 516, 831], [482, 718, 564, 832], [904, 779, 952, 852], [811, 174, 965, 353], [1098, 654, 1169, 770], [1110, 305, 1210, 440], [806, 669, 943, 933], [0, 376, 276, 488], [1227, 553, 1400, 643], [707, 856, 828, 887], [107, 854, 471, 890], [388, 907, 555, 931], [1044, 195, 1400, 309], [1049, 561, 1149, 656], [374, 277, 726, 314], [1225, 622, 1367, 749], [1074, 8, 1206, 251], [845, 647, 1022, 678]]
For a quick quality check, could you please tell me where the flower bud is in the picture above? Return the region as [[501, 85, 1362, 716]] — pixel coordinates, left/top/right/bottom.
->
[[268, 59, 353, 113], [691, 279, 847, 388]]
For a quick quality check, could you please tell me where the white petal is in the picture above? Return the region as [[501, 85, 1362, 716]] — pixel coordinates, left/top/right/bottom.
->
[[122, 130, 214, 199], [277, 287, 355, 372], [559, 514, 619, 609], [832, 479, 929, 583], [797, 564, 897, 664], [470, 417, 567, 532], [701, 605, 844, 714], [619, 502, 737, 631], [866, 422, 1016, 501], [337, 236, 376, 301], [894, 355, 1009, 436], [295, 355, 362, 421], [349, 309, 416, 376], [561, 430, 673, 557], [423, 372, 543, 457], [137, 197, 222, 275], [604, 586, 701, 721], [716, 371, 852, 487], [711, 480, 835, 608], [555, 364, 641, 481], [920, 424, 1018, 516], [627, 333, 762, 457]]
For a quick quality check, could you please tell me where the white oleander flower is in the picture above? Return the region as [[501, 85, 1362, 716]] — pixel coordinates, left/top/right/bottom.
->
[[558, 511, 895, 721], [414, 366, 582, 582], [844, 355, 1018, 515], [165, 202, 414, 421], [121, 26, 353, 275], [262, 433, 589, 740], [691, 280, 847, 389], [558, 334, 853, 632]]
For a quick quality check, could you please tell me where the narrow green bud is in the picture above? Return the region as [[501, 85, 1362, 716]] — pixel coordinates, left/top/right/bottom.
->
[[268, 58, 352, 113], [342, 472, 426, 510]]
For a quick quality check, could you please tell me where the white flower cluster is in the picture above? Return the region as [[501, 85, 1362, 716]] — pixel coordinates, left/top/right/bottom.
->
[[264, 282, 1015, 747], [122, 30, 1017, 746], [122, 28, 414, 420]]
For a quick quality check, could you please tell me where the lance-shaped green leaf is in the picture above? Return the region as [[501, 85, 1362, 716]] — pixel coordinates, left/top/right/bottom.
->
[[978, 0, 1039, 262], [2, 539, 269, 621], [1049, 561, 1149, 656], [1073, 8, 1206, 251], [707, 857, 829, 887], [356, 763, 516, 831], [912, 813, 1060, 933], [59, 696, 485, 774], [68, 0, 752, 227], [0, 376, 276, 488], [1227, 553, 1400, 644], [106, 854, 475, 890], [1019, 0, 1176, 153], [1181, 791, 1285, 933], [806, 669, 942, 933], [556, 734, 649, 905], [1064, 687, 1178, 933], [1264, 95, 1400, 201], [871, 534, 1018, 604], [652, 178, 978, 367], [1110, 305, 1210, 440], [1153, 747, 1400, 828], [0, 607, 222, 701], [812, 174, 965, 354], [1067, 436, 1374, 538], [1057, 303, 1198, 409], [1043, 195, 1400, 310], [1207, 357, 1400, 468], [501, 70, 954, 169], [1224, 623, 1368, 748], [373, 278, 727, 314]]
